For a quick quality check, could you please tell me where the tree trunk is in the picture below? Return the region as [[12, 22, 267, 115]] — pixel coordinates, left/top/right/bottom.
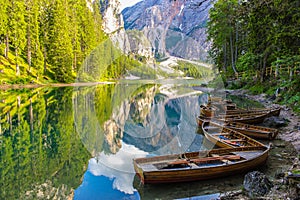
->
[[230, 33, 237, 74], [235, 23, 238, 67], [5, 34, 9, 58], [222, 43, 227, 72], [8, 112, 12, 134], [260, 54, 268, 83], [16, 48, 20, 75], [27, 25, 32, 70], [0, 116, 2, 135], [43, 48, 47, 74], [73, 52, 77, 71], [29, 98, 33, 134]]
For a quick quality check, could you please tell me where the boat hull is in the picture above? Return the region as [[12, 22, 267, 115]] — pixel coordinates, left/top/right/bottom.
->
[[201, 121, 267, 148], [226, 124, 278, 140], [134, 147, 269, 184], [197, 117, 279, 140]]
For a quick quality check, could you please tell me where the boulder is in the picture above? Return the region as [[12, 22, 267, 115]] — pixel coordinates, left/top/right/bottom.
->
[[243, 171, 273, 198], [263, 116, 288, 128]]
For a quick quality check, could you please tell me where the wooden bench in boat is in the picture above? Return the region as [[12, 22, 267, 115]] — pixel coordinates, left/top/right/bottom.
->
[[167, 155, 241, 165], [211, 153, 238, 164], [212, 133, 231, 136], [228, 139, 246, 142]]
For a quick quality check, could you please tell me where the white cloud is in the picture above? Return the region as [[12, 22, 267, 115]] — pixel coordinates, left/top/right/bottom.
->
[[88, 142, 148, 194]]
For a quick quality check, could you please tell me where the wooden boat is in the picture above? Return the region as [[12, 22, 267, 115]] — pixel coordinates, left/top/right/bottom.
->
[[224, 121, 278, 140], [133, 146, 269, 184], [198, 111, 269, 125], [224, 107, 281, 117], [201, 120, 266, 148], [199, 105, 276, 124], [197, 117, 278, 140]]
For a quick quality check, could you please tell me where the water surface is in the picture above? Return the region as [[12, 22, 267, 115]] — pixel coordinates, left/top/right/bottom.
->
[[0, 81, 294, 199]]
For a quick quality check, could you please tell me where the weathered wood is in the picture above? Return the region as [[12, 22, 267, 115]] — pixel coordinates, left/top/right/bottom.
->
[[201, 121, 267, 148], [197, 117, 279, 140], [134, 146, 269, 184], [168, 155, 241, 165]]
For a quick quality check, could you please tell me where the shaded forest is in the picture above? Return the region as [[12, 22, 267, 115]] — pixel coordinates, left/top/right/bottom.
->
[[0, 0, 141, 84], [207, 0, 300, 113]]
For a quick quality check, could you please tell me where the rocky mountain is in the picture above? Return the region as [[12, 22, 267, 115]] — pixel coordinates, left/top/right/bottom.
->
[[100, 0, 131, 54], [99, 0, 155, 61], [122, 0, 213, 61]]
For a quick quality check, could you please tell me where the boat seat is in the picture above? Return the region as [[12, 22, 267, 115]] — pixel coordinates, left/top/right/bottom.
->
[[213, 133, 231, 136], [211, 154, 235, 164], [228, 139, 246, 142]]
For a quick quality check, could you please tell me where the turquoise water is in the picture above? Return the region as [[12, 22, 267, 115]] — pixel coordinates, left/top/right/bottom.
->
[[0, 81, 235, 199]]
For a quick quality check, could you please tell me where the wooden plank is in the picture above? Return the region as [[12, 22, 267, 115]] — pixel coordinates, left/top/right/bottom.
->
[[228, 139, 246, 142], [212, 133, 231, 136], [168, 155, 241, 165]]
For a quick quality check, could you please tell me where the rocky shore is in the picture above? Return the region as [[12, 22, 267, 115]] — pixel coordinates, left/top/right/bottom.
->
[[220, 89, 300, 199]]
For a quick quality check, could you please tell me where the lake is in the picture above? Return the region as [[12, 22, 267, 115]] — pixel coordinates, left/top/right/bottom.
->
[[0, 80, 248, 200]]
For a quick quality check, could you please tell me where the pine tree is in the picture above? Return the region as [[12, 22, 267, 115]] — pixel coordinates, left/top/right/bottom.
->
[[25, 0, 44, 75], [7, 0, 27, 75], [207, 0, 239, 74], [0, 0, 9, 58], [47, 0, 74, 82]]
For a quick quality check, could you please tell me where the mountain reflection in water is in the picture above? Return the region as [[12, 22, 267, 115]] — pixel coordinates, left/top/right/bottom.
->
[[1, 81, 226, 199], [73, 82, 210, 199]]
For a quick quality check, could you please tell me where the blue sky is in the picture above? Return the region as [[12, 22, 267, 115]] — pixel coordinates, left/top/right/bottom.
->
[[119, 0, 142, 10]]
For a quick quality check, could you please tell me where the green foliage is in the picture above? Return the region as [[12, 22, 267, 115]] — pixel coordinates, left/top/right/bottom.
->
[[77, 40, 142, 81], [248, 83, 266, 95], [207, 0, 239, 74], [126, 62, 157, 79], [271, 55, 300, 69], [207, 0, 300, 114], [279, 78, 300, 113], [236, 52, 257, 72], [174, 61, 212, 78], [207, 0, 300, 81], [0, 88, 91, 199], [0, 0, 131, 84]]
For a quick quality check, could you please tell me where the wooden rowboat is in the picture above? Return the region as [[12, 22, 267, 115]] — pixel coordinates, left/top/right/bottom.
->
[[224, 121, 278, 140], [133, 146, 269, 184], [197, 117, 278, 140], [199, 105, 276, 124], [224, 107, 281, 117], [198, 111, 269, 125], [201, 121, 266, 148]]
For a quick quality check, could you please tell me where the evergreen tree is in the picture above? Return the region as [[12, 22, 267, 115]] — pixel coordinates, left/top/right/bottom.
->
[[25, 0, 44, 75], [207, 0, 239, 74], [47, 0, 74, 82], [0, 0, 9, 57], [207, 0, 300, 81], [7, 0, 27, 75]]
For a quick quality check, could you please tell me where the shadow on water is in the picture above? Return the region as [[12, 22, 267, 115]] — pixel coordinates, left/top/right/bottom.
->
[[0, 83, 297, 200], [133, 173, 244, 200]]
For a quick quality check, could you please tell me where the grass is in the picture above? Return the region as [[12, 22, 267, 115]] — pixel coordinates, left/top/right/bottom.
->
[[0, 44, 53, 85], [224, 73, 300, 115]]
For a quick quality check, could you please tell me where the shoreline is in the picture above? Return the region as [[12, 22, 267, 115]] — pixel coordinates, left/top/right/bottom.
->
[[0, 82, 115, 90], [223, 89, 300, 199], [226, 89, 300, 153]]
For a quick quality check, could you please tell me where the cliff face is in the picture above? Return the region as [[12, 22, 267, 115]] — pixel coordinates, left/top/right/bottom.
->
[[100, 0, 154, 59], [122, 0, 212, 61], [100, 0, 131, 53]]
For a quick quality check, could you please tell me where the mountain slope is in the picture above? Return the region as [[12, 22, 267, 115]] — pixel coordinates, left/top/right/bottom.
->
[[122, 0, 213, 61]]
